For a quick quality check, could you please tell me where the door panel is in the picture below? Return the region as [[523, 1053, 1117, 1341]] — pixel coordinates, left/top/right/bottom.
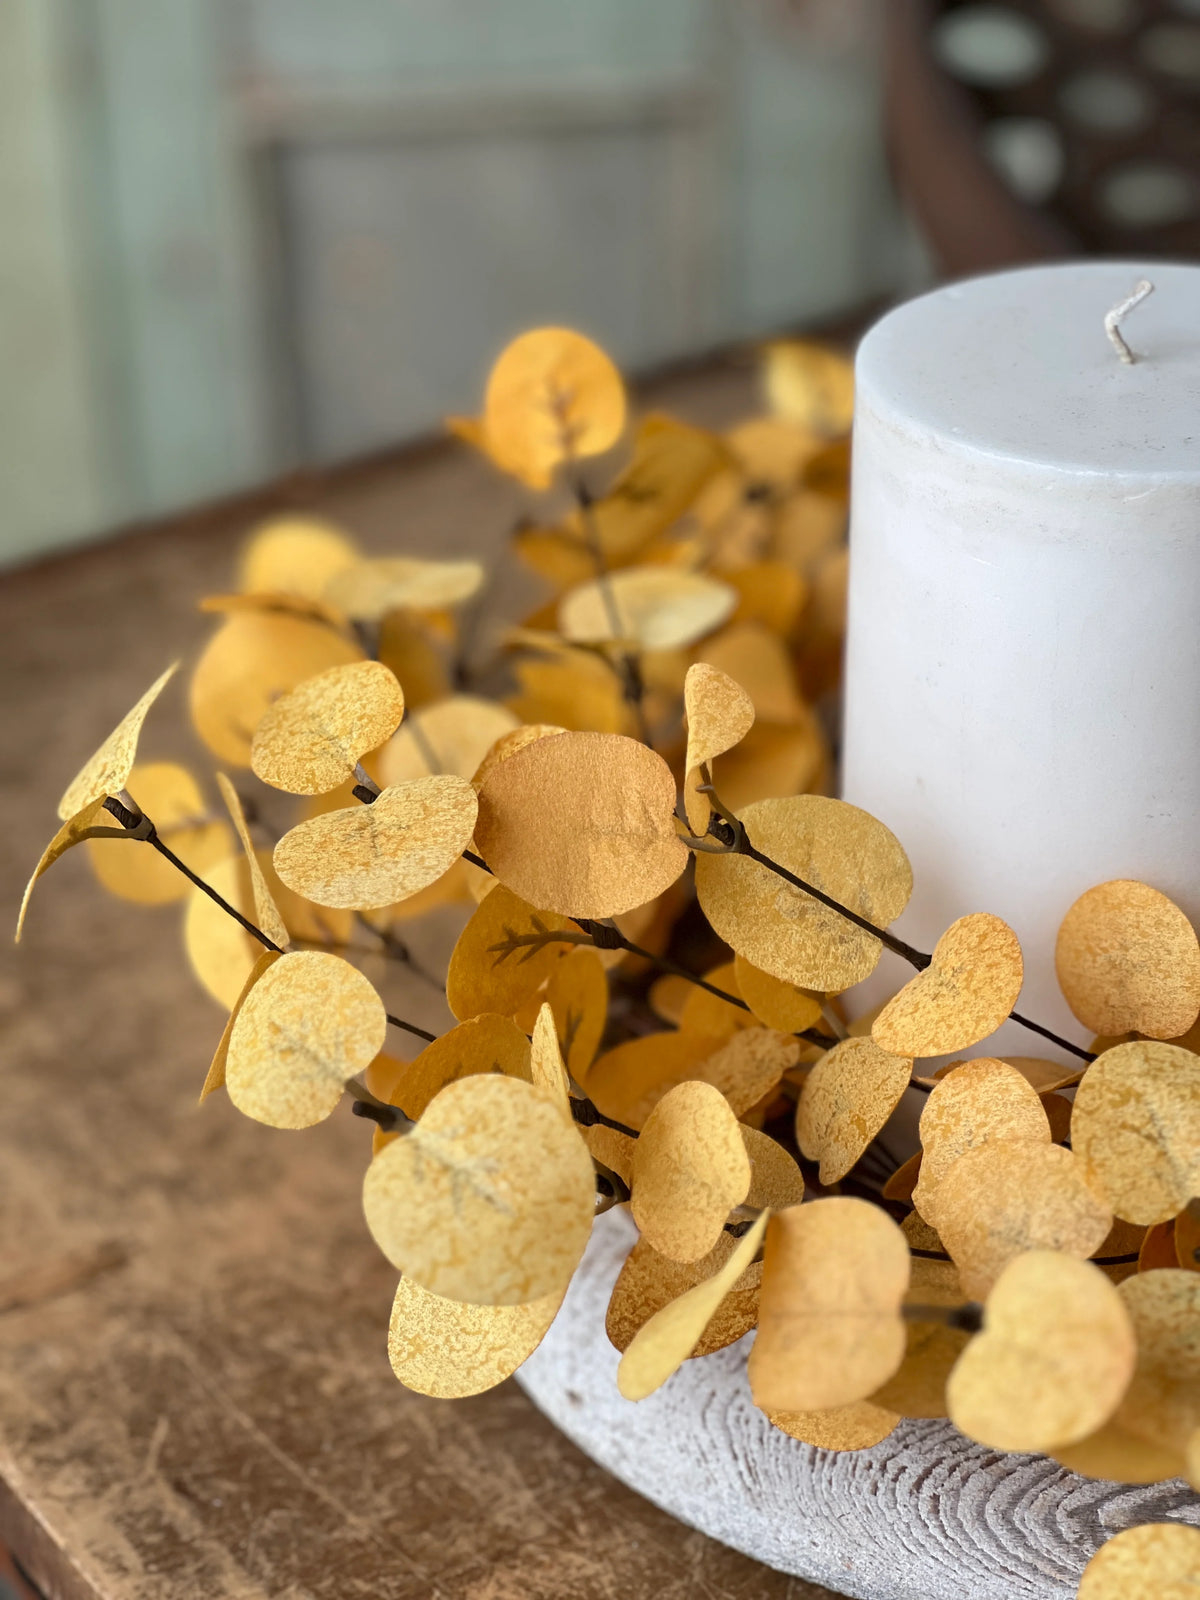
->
[[271, 98, 713, 457], [8, 0, 899, 560], [238, 0, 708, 84]]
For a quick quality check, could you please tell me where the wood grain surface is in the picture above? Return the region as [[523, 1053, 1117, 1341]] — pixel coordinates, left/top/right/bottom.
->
[[0, 364, 845, 1600]]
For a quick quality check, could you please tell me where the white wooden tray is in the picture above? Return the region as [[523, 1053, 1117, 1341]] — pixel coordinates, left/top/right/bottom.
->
[[518, 1211, 1200, 1600]]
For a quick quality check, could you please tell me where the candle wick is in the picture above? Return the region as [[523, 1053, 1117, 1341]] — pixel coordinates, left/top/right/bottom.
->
[[1104, 279, 1155, 366]]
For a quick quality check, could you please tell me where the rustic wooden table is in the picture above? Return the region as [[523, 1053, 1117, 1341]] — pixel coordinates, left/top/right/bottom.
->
[[0, 364, 843, 1600]]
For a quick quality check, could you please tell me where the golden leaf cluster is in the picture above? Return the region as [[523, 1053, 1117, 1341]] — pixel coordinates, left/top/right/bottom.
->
[[22, 325, 1200, 1571]]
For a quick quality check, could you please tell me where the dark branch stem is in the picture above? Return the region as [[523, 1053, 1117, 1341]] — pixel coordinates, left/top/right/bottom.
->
[[569, 1096, 639, 1139], [406, 717, 444, 777], [349, 1072, 636, 1147], [571, 474, 653, 748], [1006, 1009, 1092, 1061], [356, 911, 444, 991], [570, 918, 835, 1052], [910, 1245, 1140, 1267], [104, 797, 284, 954], [101, 797, 435, 1043], [388, 1015, 438, 1043], [740, 833, 932, 971], [346, 1077, 414, 1132], [460, 848, 836, 1052], [573, 478, 625, 641], [903, 1301, 984, 1333], [703, 800, 1096, 1067]]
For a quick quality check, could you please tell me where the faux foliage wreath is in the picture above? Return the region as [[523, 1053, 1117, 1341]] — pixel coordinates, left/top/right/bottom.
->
[[19, 327, 1200, 1599]]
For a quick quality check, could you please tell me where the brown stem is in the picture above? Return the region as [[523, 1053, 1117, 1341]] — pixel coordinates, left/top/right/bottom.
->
[[105, 797, 283, 953], [101, 797, 436, 1043], [570, 473, 653, 749], [356, 911, 444, 991], [571, 917, 834, 1052], [346, 1077, 415, 1131], [903, 1301, 983, 1333], [569, 1097, 638, 1140], [463, 848, 836, 1049], [405, 716, 444, 776], [701, 796, 1096, 1067]]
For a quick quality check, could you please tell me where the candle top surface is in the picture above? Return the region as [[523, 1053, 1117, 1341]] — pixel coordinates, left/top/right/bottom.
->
[[857, 262, 1200, 478]]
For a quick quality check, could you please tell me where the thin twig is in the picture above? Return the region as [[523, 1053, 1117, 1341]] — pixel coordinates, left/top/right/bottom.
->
[[903, 1301, 983, 1332], [570, 472, 653, 748], [1005, 1008, 1091, 1060], [452, 562, 497, 690], [572, 917, 834, 1052], [699, 792, 1096, 1066], [910, 1243, 1141, 1269], [573, 479, 626, 641], [739, 831, 933, 971], [334, 791, 461, 990], [405, 715, 444, 776], [356, 911, 445, 991], [101, 797, 436, 1042], [346, 1076, 415, 1131], [94, 795, 1058, 1272], [569, 1097, 638, 1139], [820, 1002, 848, 1042], [105, 797, 283, 954], [101, 799, 635, 1122], [461, 847, 837, 1052], [386, 1015, 438, 1043]]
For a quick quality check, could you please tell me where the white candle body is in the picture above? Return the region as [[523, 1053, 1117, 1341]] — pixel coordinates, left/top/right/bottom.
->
[[842, 262, 1200, 1055]]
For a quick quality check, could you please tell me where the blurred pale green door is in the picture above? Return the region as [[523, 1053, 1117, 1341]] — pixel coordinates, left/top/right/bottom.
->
[[4, 0, 896, 562]]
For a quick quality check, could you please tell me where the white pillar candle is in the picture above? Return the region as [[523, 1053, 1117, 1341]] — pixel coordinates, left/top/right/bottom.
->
[[842, 261, 1200, 1057]]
